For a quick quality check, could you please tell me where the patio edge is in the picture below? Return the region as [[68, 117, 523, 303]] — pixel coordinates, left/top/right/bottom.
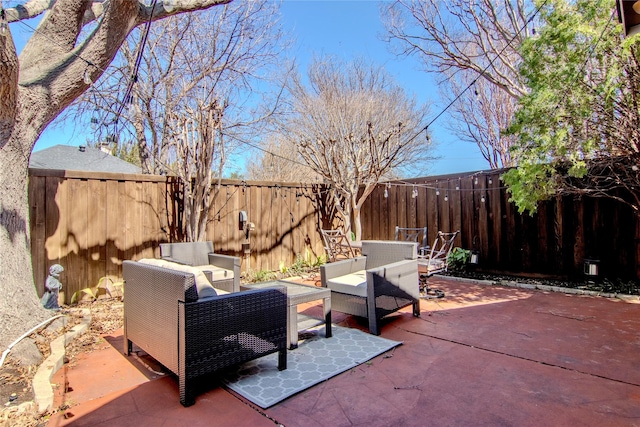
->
[[33, 309, 91, 414]]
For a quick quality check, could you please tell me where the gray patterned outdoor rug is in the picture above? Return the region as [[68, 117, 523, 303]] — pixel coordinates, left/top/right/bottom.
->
[[222, 325, 402, 408]]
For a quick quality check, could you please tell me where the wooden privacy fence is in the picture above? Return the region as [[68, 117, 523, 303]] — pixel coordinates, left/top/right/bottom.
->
[[29, 169, 328, 303], [360, 170, 640, 280], [29, 167, 640, 303]]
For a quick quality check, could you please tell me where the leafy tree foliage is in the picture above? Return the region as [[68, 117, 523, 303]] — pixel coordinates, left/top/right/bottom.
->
[[504, 0, 640, 214]]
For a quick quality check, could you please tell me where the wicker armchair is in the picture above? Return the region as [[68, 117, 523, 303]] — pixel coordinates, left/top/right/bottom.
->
[[123, 261, 287, 407], [320, 241, 420, 335], [160, 241, 240, 293]]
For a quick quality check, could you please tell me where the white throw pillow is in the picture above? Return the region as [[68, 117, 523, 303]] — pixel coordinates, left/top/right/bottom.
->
[[138, 258, 218, 298]]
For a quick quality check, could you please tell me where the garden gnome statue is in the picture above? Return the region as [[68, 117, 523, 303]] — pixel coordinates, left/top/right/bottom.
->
[[40, 264, 64, 310]]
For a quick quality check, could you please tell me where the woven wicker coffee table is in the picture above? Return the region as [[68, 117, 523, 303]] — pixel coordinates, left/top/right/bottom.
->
[[241, 280, 331, 349]]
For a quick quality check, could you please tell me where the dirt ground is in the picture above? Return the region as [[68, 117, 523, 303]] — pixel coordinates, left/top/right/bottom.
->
[[0, 299, 124, 427]]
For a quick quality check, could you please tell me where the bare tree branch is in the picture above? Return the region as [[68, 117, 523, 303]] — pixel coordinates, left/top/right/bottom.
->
[[383, 0, 534, 168], [275, 57, 433, 239]]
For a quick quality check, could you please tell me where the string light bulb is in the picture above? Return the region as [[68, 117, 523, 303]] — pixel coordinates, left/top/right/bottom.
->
[[126, 94, 136, 113], [481, 194, 486, 203], [83, 67, 93, 85], [444, 193, 449, 202], [0, 10, 7, 37], [436, 188, 440, 196], [412, 186, 418, 199], [163, 0, 178, 13], [384, 188, 388, 198]]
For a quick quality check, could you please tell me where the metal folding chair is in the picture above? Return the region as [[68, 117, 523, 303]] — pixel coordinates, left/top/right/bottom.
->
[[320, 229, 357, 263], [417, 230, 460, 298], [395, 226, 429, 256]]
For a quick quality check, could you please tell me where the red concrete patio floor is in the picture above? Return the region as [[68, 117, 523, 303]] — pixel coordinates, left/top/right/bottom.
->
[[47, 276, 640, 427]]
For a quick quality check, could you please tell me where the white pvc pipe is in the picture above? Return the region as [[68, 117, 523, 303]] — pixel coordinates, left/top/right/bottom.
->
[[0, 314, 64, 369]]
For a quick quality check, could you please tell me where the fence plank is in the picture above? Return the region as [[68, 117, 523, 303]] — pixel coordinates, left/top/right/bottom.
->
[[65, 178, 88, 298], [489, 174, 502, 266], [416, 182, 428, 236], [87, 179, 107, 289], [247, 183, 259, 271], [460, 176, 475, 252], [105, 180, 120, 279], [29, 176, 46, 298]]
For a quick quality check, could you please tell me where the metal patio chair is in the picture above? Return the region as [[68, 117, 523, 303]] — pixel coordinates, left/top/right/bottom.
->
[[395, 226, 429, 256], [320, 229, 357, 263], [417, 230, 459, 298]]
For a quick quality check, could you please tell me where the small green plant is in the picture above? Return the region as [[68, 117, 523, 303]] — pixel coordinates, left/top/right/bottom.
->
[[247, 249, 327, 283], [288, 250, 327, 275], [279, 260, 288, 274], [304, 248, 327, 267], [448, 247, 471, 271], [246, 269, 278, 283], [71, 276, 124, 304]]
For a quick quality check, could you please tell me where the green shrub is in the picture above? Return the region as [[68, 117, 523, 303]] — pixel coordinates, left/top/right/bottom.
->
[[448, 247, 471, 271]]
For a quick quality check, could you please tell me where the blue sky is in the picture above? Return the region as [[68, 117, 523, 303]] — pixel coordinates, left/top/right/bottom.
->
[[20, 0, 488, 176]]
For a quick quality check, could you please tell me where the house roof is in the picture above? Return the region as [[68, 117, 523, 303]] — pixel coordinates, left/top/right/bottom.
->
[[29, 145, 142, 174]]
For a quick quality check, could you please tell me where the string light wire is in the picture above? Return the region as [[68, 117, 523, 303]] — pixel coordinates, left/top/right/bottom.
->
[[113, 0, 159, 134], [403, 0, 552, 147]]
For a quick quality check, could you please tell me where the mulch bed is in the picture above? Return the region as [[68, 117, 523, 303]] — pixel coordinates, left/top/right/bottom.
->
[[443, 269, 640, 296]]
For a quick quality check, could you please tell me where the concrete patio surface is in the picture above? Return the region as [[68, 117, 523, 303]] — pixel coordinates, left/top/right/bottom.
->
[[47, 276, 640, 427]]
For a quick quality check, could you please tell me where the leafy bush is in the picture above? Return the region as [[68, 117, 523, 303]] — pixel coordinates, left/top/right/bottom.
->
[[447, 247, 471, 271]]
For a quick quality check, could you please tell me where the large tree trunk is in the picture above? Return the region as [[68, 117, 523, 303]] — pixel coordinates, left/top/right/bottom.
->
[[0, 135, 49, 351], [0, 21, 48, 351]]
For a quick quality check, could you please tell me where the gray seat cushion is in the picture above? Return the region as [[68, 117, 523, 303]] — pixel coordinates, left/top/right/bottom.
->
[[325, 270, 368, 297]]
